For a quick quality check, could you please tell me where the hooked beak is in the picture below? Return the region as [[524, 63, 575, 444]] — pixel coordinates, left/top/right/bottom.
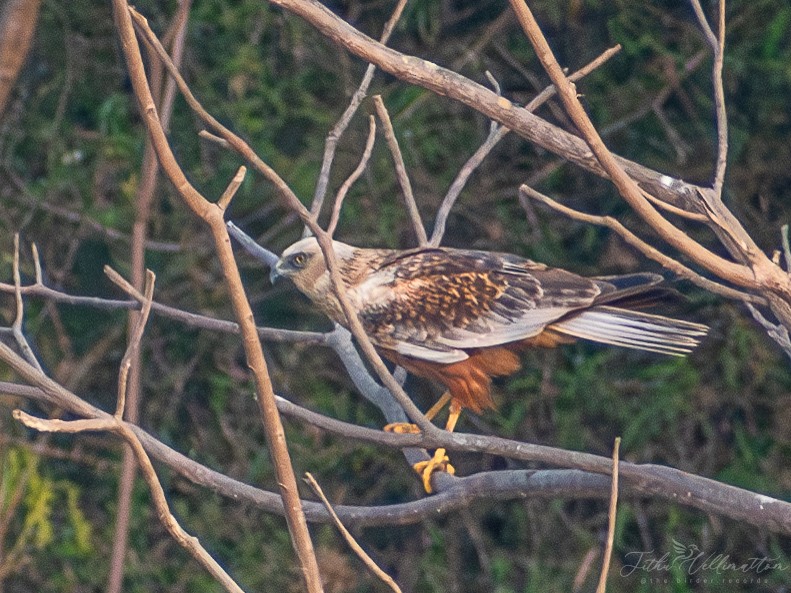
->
[[269, 263, 283, 284]]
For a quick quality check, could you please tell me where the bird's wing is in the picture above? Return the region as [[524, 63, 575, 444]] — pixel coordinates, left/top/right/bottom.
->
[[352, 248, 602, 363]]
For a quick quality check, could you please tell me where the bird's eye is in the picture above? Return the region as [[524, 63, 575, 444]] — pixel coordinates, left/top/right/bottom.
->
[[291, 253, 308, 268]]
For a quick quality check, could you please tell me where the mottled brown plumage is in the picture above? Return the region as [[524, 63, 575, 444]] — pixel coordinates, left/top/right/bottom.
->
[[271, 237, 708, 490]]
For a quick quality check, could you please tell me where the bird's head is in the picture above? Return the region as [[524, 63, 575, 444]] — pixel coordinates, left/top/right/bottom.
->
[[270, 237, 357, 297]]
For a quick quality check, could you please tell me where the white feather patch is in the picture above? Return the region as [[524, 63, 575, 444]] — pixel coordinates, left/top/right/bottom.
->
[[395, 341, 469, 363], [550, 307, 707, 356], [432, 306, 573, 350]]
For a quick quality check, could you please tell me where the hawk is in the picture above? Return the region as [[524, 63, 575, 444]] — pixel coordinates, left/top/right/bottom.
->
[[270, 237, 708, 492]]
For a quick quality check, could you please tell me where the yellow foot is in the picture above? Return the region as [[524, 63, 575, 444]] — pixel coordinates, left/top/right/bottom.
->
[[383, 422, 421, 434], [413, 448, 455, 493]]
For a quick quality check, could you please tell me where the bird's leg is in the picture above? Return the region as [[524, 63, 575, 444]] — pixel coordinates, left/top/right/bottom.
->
[[413, 401, 461, 493], [383, 391, 452, 434]]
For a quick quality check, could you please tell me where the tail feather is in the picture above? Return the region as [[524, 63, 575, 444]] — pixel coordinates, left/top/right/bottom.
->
[[550, 305, 708, 356]]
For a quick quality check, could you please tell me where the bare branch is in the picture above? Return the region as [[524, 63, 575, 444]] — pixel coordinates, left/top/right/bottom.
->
[[0, 279, 324, 344], [12, 409, 246, 593], [519, 185, 765, 304], [30, 243, 42, 284], [309, 0, 408, 225], [327, 115, 377, 237], [372, 95, 427, 246], [3, 362, 791, 534], [428, 44, 623, 247], [265, 0, 714, 214], [524, 44, 622, 112], [106, 268, 155, 418], [11, 235, 43, 372], [688, 0, 729, 197], [746, 304, 791, 362], [115, 3, 324, 588], [305, 473, 402, 593], [638, 187, 709, 223], [507, 0, 759, 290], [227, 221, 280, 269], [782, 224, 791, 273], [595, 437, 620, 593], [14, 412, 111, 434], [429, 125, 508, 247], [218, 166, 247, 212]]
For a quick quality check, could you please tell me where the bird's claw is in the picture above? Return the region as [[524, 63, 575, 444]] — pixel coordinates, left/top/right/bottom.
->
[[383, 422, 421, 434], [413, 448, 455, 493]]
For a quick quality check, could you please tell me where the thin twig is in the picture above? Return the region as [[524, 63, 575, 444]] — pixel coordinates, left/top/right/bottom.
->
[[595, 437, 620, 593], [308, 0, 408, 226], [746, 304, 791, 362], [0, 280, 324, 344], [12, 410, 245, 593], [106, 268, 156, 418], [428, 61, 507, 247], [11, 235, 43, 372], [227, 221, 281, 268], [638, 187, 709, 223], [519, 185, 765, 304], [372, 95, 427, 246], [429, 125, 507, 247], [525, 44, 622, 111], [198, 130, 229, 147], [327, 115, 377, 236], [689, 0, 728, 197], [429, 44, 623, 247], [30, 243, 42, 284], [782, 224, 791, 273], [218, 166, 247, 211], [305, 473, 402, 593]]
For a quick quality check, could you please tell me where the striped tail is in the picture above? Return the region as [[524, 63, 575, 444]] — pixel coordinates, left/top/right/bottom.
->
[[549, 306, 708, 356]]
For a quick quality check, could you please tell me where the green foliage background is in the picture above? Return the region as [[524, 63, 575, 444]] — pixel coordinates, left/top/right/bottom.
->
[[1, 0, 790, 591]]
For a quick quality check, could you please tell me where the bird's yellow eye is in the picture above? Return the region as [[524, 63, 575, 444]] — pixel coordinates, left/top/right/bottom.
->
[[291, 253, 307, 268]]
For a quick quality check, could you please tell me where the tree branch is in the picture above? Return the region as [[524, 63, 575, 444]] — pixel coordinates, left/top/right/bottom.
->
[[372, 95, 427, 246], [112, 2, 324, 589], [13, 409, 245, 593], [519, 185, 766, 305], [2, 375, 790, 535], [308, 0, 408, 225], [264, 0, 710, 214]]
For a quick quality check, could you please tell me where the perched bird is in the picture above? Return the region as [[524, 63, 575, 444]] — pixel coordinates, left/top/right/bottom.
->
[[270, 237, 708, 492]]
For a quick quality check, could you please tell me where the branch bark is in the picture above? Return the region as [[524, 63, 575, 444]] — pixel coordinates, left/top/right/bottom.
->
[[111, 2, 324, 590], [2, 375, 790, 535], [265, 0, 708, 213]]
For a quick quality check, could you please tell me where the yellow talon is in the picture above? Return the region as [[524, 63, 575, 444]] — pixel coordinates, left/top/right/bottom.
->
[[413, 448, 455, 493], [383, 422, 421, 434], [384, 392, 453, 434], [384, 395, 462, 493]]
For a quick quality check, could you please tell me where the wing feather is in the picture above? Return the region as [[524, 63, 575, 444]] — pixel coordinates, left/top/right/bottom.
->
[[550, 307, 708, 356], [354, 247, 601, 361]]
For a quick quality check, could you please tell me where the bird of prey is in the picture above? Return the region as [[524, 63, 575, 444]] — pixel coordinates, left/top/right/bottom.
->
[[270, 237, 708, 492]]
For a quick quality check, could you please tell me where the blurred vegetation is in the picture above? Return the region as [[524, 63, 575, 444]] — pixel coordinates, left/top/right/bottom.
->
[[0, 0, 790, 591]]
